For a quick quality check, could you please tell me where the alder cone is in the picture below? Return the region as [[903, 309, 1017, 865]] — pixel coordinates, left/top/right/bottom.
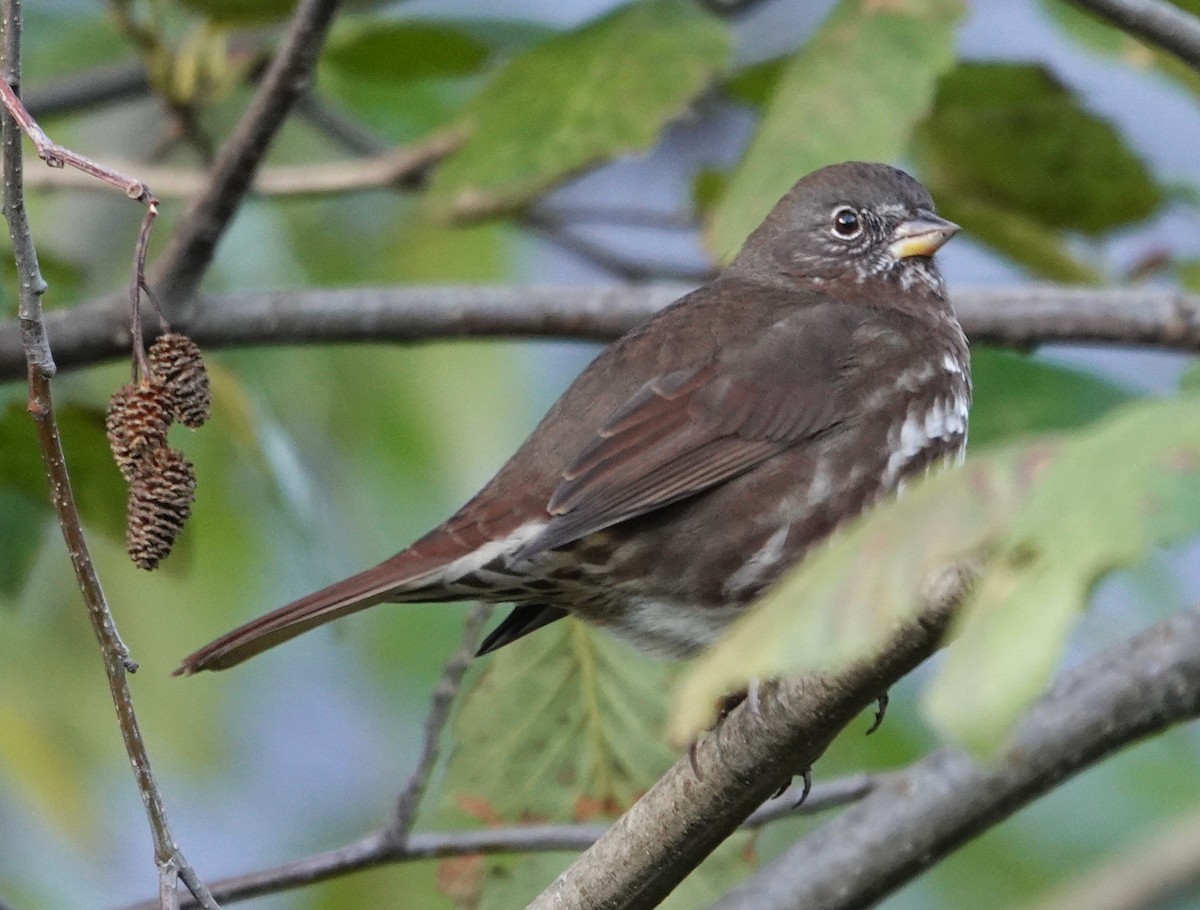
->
[[148, 331, 212, 429], [105, 382, 171, 481], [126, 447, 197, 570]]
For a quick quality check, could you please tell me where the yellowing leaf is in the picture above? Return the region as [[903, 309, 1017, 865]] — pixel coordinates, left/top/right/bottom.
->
[[672, 445, 1041, 740], [926, 395, 1200, 752]]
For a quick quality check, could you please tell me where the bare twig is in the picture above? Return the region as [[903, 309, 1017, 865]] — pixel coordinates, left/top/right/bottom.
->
[[1022, 804, 1200, 910], [522, 211, 714, 283], [1065, 0, 1200, 71], [2, 282, 1197, 383], [707, 606, 1200, 910], [0, 2, 215, 908], [293, 91, 388, 156], [388, 604, 490, 842], [16, 128, 464, 199], [116, 774, 871, 910], [149, 0, 342, 314]]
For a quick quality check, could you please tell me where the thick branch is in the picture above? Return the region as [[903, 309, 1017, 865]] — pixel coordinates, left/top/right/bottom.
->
[[528, 585, 963, 910], [2, 283, 1198, 383], [149, 0, 340, 314], [1065, 0, 1200, 71], [707, 605, 1200, 910]]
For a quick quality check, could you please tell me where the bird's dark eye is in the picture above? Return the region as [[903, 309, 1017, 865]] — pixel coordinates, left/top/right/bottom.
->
[[831, 207, 862, 239]]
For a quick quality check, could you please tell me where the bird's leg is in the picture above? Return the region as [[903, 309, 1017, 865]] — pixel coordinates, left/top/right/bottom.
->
[[866, 691, 890, 735], [792, 767, 813, 808]]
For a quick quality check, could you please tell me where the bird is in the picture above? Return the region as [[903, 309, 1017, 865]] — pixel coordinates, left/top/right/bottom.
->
[[177, 161, 970, 676]]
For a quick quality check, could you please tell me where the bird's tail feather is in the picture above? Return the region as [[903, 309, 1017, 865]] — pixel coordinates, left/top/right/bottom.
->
[[175, 556, 449, 675]]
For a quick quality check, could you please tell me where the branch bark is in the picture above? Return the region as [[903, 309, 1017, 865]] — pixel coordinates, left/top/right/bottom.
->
[[1, 283, 1197, 383], [1065, 0, 1200, 71], [707, 605, 1200, 910]]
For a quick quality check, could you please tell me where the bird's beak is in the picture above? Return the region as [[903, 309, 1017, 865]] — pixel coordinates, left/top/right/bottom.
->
[[888, 213, 960, 260]]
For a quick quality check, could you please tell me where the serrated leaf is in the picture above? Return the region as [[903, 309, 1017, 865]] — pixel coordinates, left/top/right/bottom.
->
[[425, 0, 731, 221], [915, 62, 1161, 235], [672, 445, 1043, 740], [443, 621, 676, 819], [324, 19, 491, 83], [706, 0, 962, 261], [969, 349, 1136, 448], [439, 619, 755, 905], [925, 395, 1200, 753]]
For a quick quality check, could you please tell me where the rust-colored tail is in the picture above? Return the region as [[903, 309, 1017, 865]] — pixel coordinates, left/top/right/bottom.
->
[[175, 555, 443, 674]]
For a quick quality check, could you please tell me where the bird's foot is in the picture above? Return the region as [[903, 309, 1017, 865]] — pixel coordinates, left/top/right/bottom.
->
[[865, 691, 890, 735]]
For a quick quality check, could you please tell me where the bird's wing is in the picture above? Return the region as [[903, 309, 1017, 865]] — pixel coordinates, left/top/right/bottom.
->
[[517, 304, 857, 558]]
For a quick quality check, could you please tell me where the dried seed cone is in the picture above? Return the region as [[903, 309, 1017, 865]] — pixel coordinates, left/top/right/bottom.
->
[[148, 331, 211, 429], [126, 447, 197, 570], [106, 382, 172, 481]]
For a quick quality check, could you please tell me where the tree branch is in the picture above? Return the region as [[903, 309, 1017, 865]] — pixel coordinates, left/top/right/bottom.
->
[[526, 573, 968, 910], [1064, 0, 1200, 71], [1, 283, 1197, 383], [707, 605, 1200, 910], [0, 2, 214, 907], [115, 776, 872, 910], [148, 0, 341, 315]]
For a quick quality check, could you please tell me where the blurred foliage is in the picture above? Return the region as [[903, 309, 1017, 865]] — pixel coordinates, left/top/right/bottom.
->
[[676, 394, 1200, 750], [1, 1, 1199, 909]]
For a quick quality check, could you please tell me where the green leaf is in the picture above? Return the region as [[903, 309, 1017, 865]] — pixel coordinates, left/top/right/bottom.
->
[[706, 0, 962, 261], [175, 0, 298, 25], [0, 490, 46, 599], [439, 620, 755, 905], [968, 348, 1136, 448], [914, 62, 1162, 235], [0, 402, 127, 543], [324, 19, 491, 83], [935, 194, 1102, 284], [671, 445, 1036, 740], [925, 395, 1200, 752], [724, 56, 787, 107], [425, 0, 731, 221]]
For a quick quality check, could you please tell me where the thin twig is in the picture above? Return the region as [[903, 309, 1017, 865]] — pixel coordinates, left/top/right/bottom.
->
[[17, 127, 465, 198], [3, 281, 1197, 383], [149, 0, 342, 314], [388, 603, 490, 842], [522, 211, 714, 283], [707, 606, 1200, 910], [293, 91, 388, 156], [0, 2, 215, 908], [1065, 0, 1200, 71], [116, 774, 871, 910]]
